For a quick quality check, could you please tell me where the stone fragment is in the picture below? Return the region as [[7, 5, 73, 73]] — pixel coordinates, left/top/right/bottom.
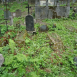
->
[[39, 25, 48, 32], [0, 54, 4, 67]]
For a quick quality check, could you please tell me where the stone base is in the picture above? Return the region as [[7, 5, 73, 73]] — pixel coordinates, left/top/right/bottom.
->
[[27, 29, 36, 35]]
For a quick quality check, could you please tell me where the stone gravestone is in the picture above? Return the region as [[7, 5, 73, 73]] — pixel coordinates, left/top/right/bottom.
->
[[74, 57, 77, 66], [0, 26, 1, 37], [4, 10, 11, 19], [0, 54, 4, 67], [25, 4, 34, 31], [15, 9, 22, 17], [12, 12, 16, 17], [39, 25, 48, 32], [9, 16, 13, 26], [25, 15, 34, 31]]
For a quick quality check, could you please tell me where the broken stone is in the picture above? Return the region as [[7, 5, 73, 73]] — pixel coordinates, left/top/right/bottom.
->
[[39, 25, 48, 32], [0, 54, 4, 67], [34, 19, 36, 24], [47, 33, 64, 51]]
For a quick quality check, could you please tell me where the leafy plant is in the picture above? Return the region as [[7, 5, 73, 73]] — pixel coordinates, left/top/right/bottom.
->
[[9, 39, 16, 54]]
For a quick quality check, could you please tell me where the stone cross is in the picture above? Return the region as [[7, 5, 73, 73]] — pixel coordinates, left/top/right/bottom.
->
[[26, 4, 31, 15], [25, 2, 34, 31]]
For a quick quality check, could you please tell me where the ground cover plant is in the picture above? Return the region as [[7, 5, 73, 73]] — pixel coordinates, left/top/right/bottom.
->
[[0, 1, 77, 77]]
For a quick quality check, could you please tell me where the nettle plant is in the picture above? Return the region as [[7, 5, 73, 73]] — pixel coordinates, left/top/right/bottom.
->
[[0, 25, 7, 36], [9, 39, 16, 54]]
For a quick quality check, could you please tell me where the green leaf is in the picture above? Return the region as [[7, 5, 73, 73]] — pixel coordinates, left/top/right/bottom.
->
[[9, 39, 16, 54]]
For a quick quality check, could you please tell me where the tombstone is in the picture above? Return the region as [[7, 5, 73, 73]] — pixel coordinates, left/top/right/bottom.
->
[[35, 0, 41, 19], [35, 0, 70, 19], [4, 10, 11, 20], [56, 6, 70, 18], [74, 57, 77, 66], [0, 54, 4, 67], [29, 0, 35, 4], [12, 12, 16, 17], [9, 16, 13, 26], [73, 0, 77, 3], [15, 9, 22, 17], [0, 26, 2, 37], [35, 0, 49, 19], [25, 15, 34, 31], [39, 25, 48, 32], [25, 3, 34, 31], [40, 0, 54, 6]]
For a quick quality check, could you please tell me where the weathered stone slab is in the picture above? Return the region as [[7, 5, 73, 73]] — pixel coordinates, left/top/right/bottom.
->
[[47, 33, 64, 51], [25, 15, 34, 31], [35, 0, 70, 19], [4, 10, 11, 20], [64, 25, 77, 33], [0, 54, 4, 67], [74, 57, 77, 66], [15, 9, 22, 17], [56, 6, 70, 17], [39, 25, 48, 32]]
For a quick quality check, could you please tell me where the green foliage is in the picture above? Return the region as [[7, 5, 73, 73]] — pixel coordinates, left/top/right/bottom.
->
[[9, 39, 16, 54], [0, 1, 77, 77], [8, 25, 14, 30], [22, 1, 28, 5], [1, 25, 7, 35], [0, 47, 3, 53], [25, 37, 31, 45]]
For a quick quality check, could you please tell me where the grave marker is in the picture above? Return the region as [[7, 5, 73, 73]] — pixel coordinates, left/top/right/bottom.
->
[[15, 9, 22, 17], [9, 16, 13, 26], [39, 25, 48, 32], [35, 0, 70, 19], [4, 10, 11, 20], [3, 1, 10, 31], [26, 4, 31, 15], [0, 54, 4, 67], [25, 15, 34, 31], [25, 4, 34, 31], [0, 26, 2, 37], [12, 12, 16, 17], [74, 57, 77, 66]]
